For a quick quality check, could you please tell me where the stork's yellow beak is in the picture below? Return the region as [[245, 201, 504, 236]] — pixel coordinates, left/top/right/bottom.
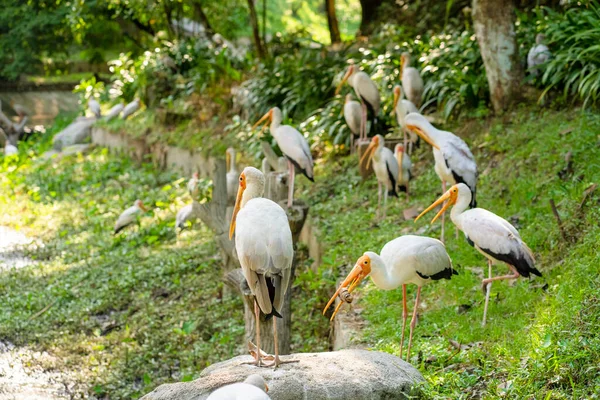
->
[[335, 67, 353, 95], [229, 172, 246, 239], [252, 109, 273, 135], [323, 255, 372, 321], [406, 124, 440, 150], [392, 88, 400, 117], [415, 185, 459, 223], [359, 138, 378, 170]]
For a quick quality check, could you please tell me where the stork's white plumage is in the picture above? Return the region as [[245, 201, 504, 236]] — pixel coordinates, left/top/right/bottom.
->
[[88, 98, 102, 118], [405, 113, 477, 240], [416, 183, 541, 326], [527, 34, 551, 77], [336, 64, 381, 141], [360, 135, 399, 218], [229, 167, 293, 367], [187, 172, 199, 199], [114, 199, 147, 234], [400, 53, 424, 108], [226, 147, 239, 205], [4, 143, 18, 156], [394, 144, 412, 200], [122, 98, 141, 120], [254, 107, 314, 208], [343, 93, 362, 142], [324, 235, 455, 360], [392, 85, 420, 153], [104, 103, 124, 121], [175, 202, 199, 232], [207, 374, 270, 400]]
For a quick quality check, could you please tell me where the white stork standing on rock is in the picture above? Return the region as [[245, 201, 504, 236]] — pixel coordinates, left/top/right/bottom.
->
[[229, 167, 293, 367], [336, 64, 381, 142], [324, 235, 456, 361], [88, 98, 102, 118], [394, 144, 412, 201], [207, 374, 270, 400], [392, 85, 420, 153], [400, 52, 424, 108], [405, 113, 477, 241], [416, 183, 542, 326], [360, 135, 399, 219], [253, 107, 314, 208], [114, 199, 147, 234], [122, 98, 141, 120]]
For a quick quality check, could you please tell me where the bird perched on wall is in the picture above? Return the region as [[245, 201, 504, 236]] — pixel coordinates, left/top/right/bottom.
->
[[405, 113, 477, 241], [122, 98, 141, 120], [324, 235, 455, 361], [175, 202, 199, 232], [253, 107, 314, 208], [401, 53, 424, 108], [229, 167, 293, 367], [527, 33, 551, 77], [336, 64, 381, 142], [416, 183, 541, 326], [394, 144, 412, 200], [88, 98, 102, 118], [226, 147, 239, 205], [114, 199, 147, 234], [343, 94, 362, 149], [187, 172, 199, 199], [207, 374, 270, 400], [104, 103, 124, 121], [360, 135, 399, 218], [392, 85, 420, 154]]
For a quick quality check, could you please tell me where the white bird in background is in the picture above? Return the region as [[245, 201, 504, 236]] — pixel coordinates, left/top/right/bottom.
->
[[176, 202, 199, 232], [114, 199, 147, 234], [392, 85, 420, 154], [416, 183, 541, 326], [229, 167, 293, 367], [253, 107, 314, 208], [104, 103, 124, 121], [88, 98, 102, 118], [336, 64, 381, 142], [226, 147, 239, 205], [207, 374, 270, 400], [527, 33, 551, 77], [401, 53, 424, 108], [405, 113, 477, 241], [187, 172, 199, 199], [394, 144, 412, 200], [324, 235, 455, 361], [122, 98, 141, 120], [343, 94, 362, 149], [4, 142, 18, 156], [360, 134, 399, 218]]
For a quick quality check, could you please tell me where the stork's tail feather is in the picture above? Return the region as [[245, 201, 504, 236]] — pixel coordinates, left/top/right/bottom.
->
[[398, 185, 407, 193], [388, 189, 399, 198], [113, 226, 125, 235]]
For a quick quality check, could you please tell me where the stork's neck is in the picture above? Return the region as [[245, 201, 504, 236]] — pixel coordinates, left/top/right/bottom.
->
[[450, 192, 472, 228], [270, 109, 283, 136], [368, 253, 403, 290], [241, 183, 264, 208], [229, 152, 237, 172]]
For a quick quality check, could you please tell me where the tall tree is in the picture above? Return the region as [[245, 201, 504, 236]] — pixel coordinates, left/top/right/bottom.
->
[[192, 1, 214, 35], [326, 0, 341, 44], [247, 0, 265, 59], [472, 0, 523, 113]]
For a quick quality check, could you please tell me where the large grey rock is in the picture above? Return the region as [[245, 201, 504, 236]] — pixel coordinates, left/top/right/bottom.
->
[[52, 118, 95, 150], [141, 350, 423, 400]]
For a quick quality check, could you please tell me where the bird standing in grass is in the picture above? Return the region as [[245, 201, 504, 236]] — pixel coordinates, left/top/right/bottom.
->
[[343, 94, 362, 149], [392, 85, 420, 154], [175, 202, 199, 232], [114, 199, 147, 234], [88, 98, 101, 118], [207, 374, 270, 400], [394, 144, 412, 200], [416, 183, 541, 326], [229, 167, 293, 367], [400, 53, 424, 108], [527, 34, 551, 77], [360, 135, 398, 219], [324, 235, 455, 361]]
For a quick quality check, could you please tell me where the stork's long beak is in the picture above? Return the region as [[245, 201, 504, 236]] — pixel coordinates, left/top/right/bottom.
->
[[252, 109, 272, 135], [397, 150, 403, 170], [406, 125, 440, 150], [359, 140, 377, 170], [392, 90, 399, 117], [335, 69, 352, 95], [400, 56, 405, 73], [323, 257, 370, 321], [138, 202, 148, 212], [229, 176, 245, 239], [265, 383, 269, 393], [415, 188, 457, 223], [226, 151, 231, 169]]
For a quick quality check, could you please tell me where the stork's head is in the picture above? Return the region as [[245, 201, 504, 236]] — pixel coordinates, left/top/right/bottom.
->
[[415, 183, 471, 223], [192, 172, 199, 179], [252, 107, 282, 134], [229, 167, 265, 239], [359, 134, 383, 170], [323, 253, 375, 320], [395, 143, 404, 155], [336, 64, 356, 95], [134, 199, 148, 212], [405, 113, 439, 150], [536, 33, 546, 45], [392, 85, 403, 114], [226, 147, 235, 167], [244, 374, 269, 393], [345, 93, 354, 104], [400, 52, 411, 72]]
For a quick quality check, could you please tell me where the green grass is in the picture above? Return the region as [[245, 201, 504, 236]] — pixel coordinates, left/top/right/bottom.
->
[[302, 106, 600, 398]]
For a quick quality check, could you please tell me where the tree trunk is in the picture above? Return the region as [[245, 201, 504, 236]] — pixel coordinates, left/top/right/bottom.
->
[[325, 0, 341, 44], [472, 0, 523, 113], [193, 1, 214, 35], [262, 0, 267, 48], [358, 0, 384, 36], [246, 0, 265, 59]]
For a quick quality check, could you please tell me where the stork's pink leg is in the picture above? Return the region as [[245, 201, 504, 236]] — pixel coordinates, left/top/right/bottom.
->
[[361, 102, 367, 141], [287, 159, 295, 208], [254, 301, 263, 366], [272, 317, 281, 367], [441, 181, 446, 243], [399, 284, 408, 359], [482, 262, 520, 327], [406, 286, 421, 361]]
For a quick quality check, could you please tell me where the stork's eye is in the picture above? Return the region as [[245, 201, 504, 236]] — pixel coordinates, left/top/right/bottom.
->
[[363, 260, 368, 265], [239, 177, 243, 181]]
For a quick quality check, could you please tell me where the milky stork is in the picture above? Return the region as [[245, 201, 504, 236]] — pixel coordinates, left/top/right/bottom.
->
[[104, 103, 124, 121], [114, 199, 147, 234], [207, 374, 270, 400], [229, 167, 293, 367], [253, 107, 314, 208], [400, 52, 424, 108], [343, 94, 362, 149], [122, 98, 141, 120], [176, 202, 199, 232], [324, 235, 455, 361], [226, 147, 239, 205], [416, 183, 542, 326], [394, 144, 412, 201], [392, 85, 420, 154], [187, 172, 199, 199], [527, 34, 551, 77], [88, 98, 102, 118], [405, 113, 477, 241], [360, 134, 399, 219], [336, 64, 380, 142]]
